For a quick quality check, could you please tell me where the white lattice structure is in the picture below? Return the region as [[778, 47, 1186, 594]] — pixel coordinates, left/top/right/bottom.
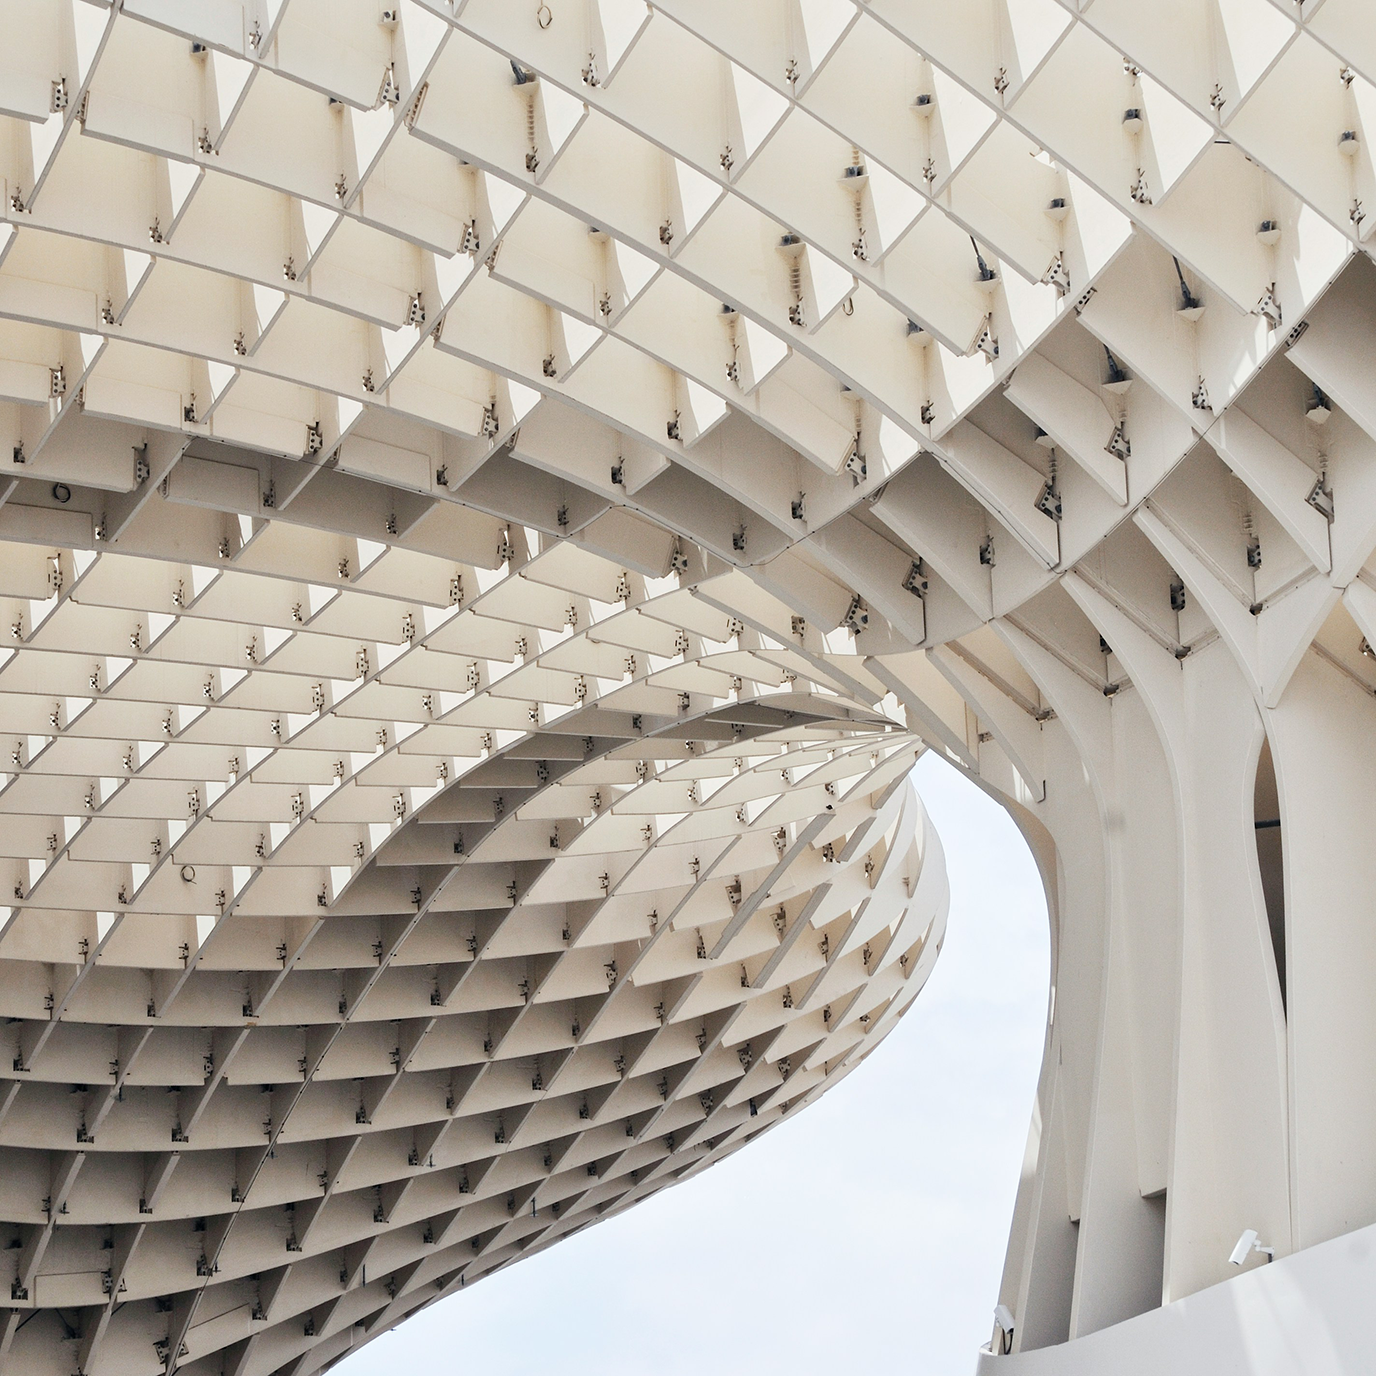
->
[[1, 1, 1376, 1374], [0, 528, 936, 1376]]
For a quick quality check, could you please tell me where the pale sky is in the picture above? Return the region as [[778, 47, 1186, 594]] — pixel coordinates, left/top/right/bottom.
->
[[340, 752, 1050, 1376]]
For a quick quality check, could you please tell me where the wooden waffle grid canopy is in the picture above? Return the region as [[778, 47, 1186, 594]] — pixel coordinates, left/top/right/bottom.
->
[[0, 518, 937, 1375], [4, 0, 1376, 1373]]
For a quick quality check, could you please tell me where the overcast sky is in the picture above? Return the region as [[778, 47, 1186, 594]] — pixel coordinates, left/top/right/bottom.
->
[[340, 752, 1050, 1376]]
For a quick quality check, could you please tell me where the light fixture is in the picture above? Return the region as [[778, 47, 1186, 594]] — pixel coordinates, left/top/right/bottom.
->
[[1228, 1229, 1274, 1265], [1306, 387, 1331, 424], [994, 1304, 1016, 1355], [1256, 219, 1281, 245], [1045, 196, 1068, 221], [1339, 129, 1359, 157], [1104, 347, 1132, 394], [913, 92, 933, 115], [1122, 107, 1144, 134], [1173, 257, 1205, 320], [972, 236, 998, 290]]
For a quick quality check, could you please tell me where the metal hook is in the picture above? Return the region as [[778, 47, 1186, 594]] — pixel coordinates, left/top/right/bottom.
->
[[537, 3, 552, 27]]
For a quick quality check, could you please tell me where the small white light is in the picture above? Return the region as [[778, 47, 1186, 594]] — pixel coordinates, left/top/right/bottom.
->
[[1229, 1228, 1274, 1265]]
